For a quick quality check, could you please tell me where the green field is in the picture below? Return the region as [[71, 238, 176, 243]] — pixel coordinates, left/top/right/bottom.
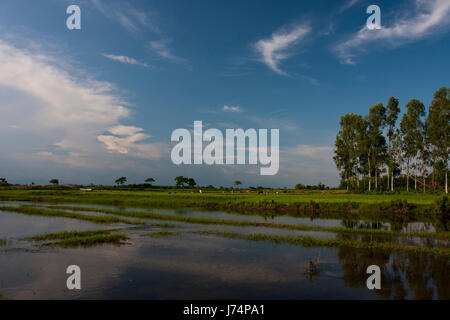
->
[[0, 189, 445, 216]]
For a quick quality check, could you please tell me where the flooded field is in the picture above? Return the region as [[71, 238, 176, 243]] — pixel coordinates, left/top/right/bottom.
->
[[1, 201, 449, 300]]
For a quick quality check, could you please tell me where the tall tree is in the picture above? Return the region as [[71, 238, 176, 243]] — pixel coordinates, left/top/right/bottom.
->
[[334, 114, 365, 190], [428, 87, 450, 193], [400, 99, 425, 192], [365, 103, 387, 191], [390, 130, 403, 191], [385, 97, 400, 191]]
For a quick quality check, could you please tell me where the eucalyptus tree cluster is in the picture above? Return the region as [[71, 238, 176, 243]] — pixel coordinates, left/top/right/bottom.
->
[[334, 87, 449, 193]]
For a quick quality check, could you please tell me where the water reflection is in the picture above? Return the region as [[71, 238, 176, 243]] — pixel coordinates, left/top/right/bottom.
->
[[0, 203, 449, 300], [336, 234, 450, 299]]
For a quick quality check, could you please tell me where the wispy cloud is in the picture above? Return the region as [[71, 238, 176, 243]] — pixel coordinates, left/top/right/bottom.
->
[[102, 53, 149, 68], [337, 0, 361, 14], [254, 24, 311, 75], [335, 0, 450, 64], [223, 105, 243, 113], [284, 144, 333, 160], [148, 40, 184, 63], [91, 0, 159, 34]]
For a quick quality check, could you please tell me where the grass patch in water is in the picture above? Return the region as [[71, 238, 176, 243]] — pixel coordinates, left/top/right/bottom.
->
[[27, 230, 113, 241], [27, 230, 128, 247], [194, 230, 450, 257], [0, 239, 9, 246], [46, 205, 450, 241], [149, 231, 180, 238], [0, 205, 144, 225]]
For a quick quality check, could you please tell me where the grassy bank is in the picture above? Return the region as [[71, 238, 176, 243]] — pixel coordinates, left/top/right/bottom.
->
[[0, 189, 442, 216], [0, 205, 144, 225], [195, 230, 450, 257], [44, 205, 450, 240], [27, 230, 128, 247]]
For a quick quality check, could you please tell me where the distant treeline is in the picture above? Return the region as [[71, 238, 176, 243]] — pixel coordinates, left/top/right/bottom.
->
[[334, 87, 449, 193]]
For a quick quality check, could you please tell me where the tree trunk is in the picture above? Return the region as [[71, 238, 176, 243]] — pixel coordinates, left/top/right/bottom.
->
[[414, 171, 417, 190], [368, 158, 371, 192], [391, 174, 394, 192], [446, 168, 448, 194], [387, 168, 390, 191], [375, 174, 378, 191], [406, 160, 410, 192], [422, 152, 425, 193]]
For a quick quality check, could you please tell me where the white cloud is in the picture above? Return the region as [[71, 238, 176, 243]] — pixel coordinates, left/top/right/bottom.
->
[[0, 39, 164, 169], [91, 0, 159, 34], [284, 144, 333, 159], [255, 24, 311, 75], [98, 125, 165, 159], [102, 54, 149, 68], [335, 0, 450, 64], [223, 105, 242, 113], [148, 40, 184, 63]]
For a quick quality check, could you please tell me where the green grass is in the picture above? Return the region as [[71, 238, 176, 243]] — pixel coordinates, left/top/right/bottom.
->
[[148, 231, 180, 238], [0, 205, 144, 225], [44, 205, 450, 241], [0, 189, 442, 216], [0, 239, 9, 246], [27, 230, 113, 241], [27, 230, 128, 247], [194, 230, 450, 257]]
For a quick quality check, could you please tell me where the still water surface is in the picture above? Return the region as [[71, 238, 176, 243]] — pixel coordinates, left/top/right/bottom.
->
[[0, 202, 449, 299]]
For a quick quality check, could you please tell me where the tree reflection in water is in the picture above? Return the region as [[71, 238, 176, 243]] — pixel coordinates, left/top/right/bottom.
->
[[337, 233, 450, 299]]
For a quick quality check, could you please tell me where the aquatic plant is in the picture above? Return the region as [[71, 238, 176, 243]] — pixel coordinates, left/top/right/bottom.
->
[[148, 231, 180, 238], [0, 205, 144, 225], [193, 230, 450, 257], [44, 205, 450, 241], [27, 230, 128, 248]]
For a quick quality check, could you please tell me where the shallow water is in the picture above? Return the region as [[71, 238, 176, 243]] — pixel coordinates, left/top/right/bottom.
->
[[0, 201, 449, 300], [12, 200, 442, 234]]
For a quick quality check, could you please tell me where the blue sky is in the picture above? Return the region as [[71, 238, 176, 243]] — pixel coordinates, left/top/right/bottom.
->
[[0, 0, 449, 187]]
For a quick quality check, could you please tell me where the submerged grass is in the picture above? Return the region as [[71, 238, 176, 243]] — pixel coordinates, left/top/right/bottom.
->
[[27, 230, 128, 248], [148, 231, 180, 238], [194, 230, 450, 257], [27, 230, 113, 241], [46, 205, 450, 241], [0, 205, 144, 225]]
